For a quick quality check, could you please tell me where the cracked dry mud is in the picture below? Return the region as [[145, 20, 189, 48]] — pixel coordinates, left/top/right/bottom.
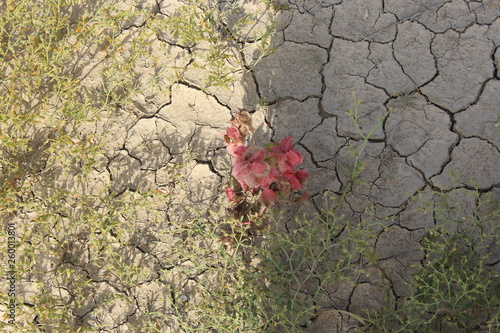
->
[[5, 0, 500, 332]]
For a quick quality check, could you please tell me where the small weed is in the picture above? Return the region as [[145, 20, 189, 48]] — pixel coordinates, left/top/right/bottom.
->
[[340, 93, 390, 201], [394, 91, 416, 107]]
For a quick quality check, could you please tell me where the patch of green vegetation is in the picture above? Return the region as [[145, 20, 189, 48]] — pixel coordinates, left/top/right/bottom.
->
[[0, 0, 276, 330], [363, 189, 500, 332], [151, 197, 377, 332]]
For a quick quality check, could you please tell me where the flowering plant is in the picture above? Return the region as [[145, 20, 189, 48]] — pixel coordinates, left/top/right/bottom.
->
[[223, 109, 308, 230]]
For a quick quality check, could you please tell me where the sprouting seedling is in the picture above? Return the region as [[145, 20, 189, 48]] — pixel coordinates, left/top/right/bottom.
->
[[394, 91, 416, 107]]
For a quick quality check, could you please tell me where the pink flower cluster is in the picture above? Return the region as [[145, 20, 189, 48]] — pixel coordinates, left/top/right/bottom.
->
[[223, 110, 308, 210]]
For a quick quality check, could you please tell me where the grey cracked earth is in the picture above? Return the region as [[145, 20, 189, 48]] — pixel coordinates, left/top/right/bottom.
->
[[260, 1, 500, 330], [99, 0, 500, 331], [8, 0, 500, 331]]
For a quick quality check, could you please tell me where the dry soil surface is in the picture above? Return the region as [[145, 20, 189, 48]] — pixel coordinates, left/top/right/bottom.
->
[[5, 0, 500, 332]]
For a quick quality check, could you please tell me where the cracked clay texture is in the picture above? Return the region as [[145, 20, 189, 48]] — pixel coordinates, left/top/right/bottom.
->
[[5, 0, 499, 332]]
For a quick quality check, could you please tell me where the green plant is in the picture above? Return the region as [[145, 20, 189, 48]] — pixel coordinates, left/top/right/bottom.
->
[[340, 93, 390, 202], [393, 91, 416, 107], [364, 189, 500, 332], [155, 192, 376, 332]]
